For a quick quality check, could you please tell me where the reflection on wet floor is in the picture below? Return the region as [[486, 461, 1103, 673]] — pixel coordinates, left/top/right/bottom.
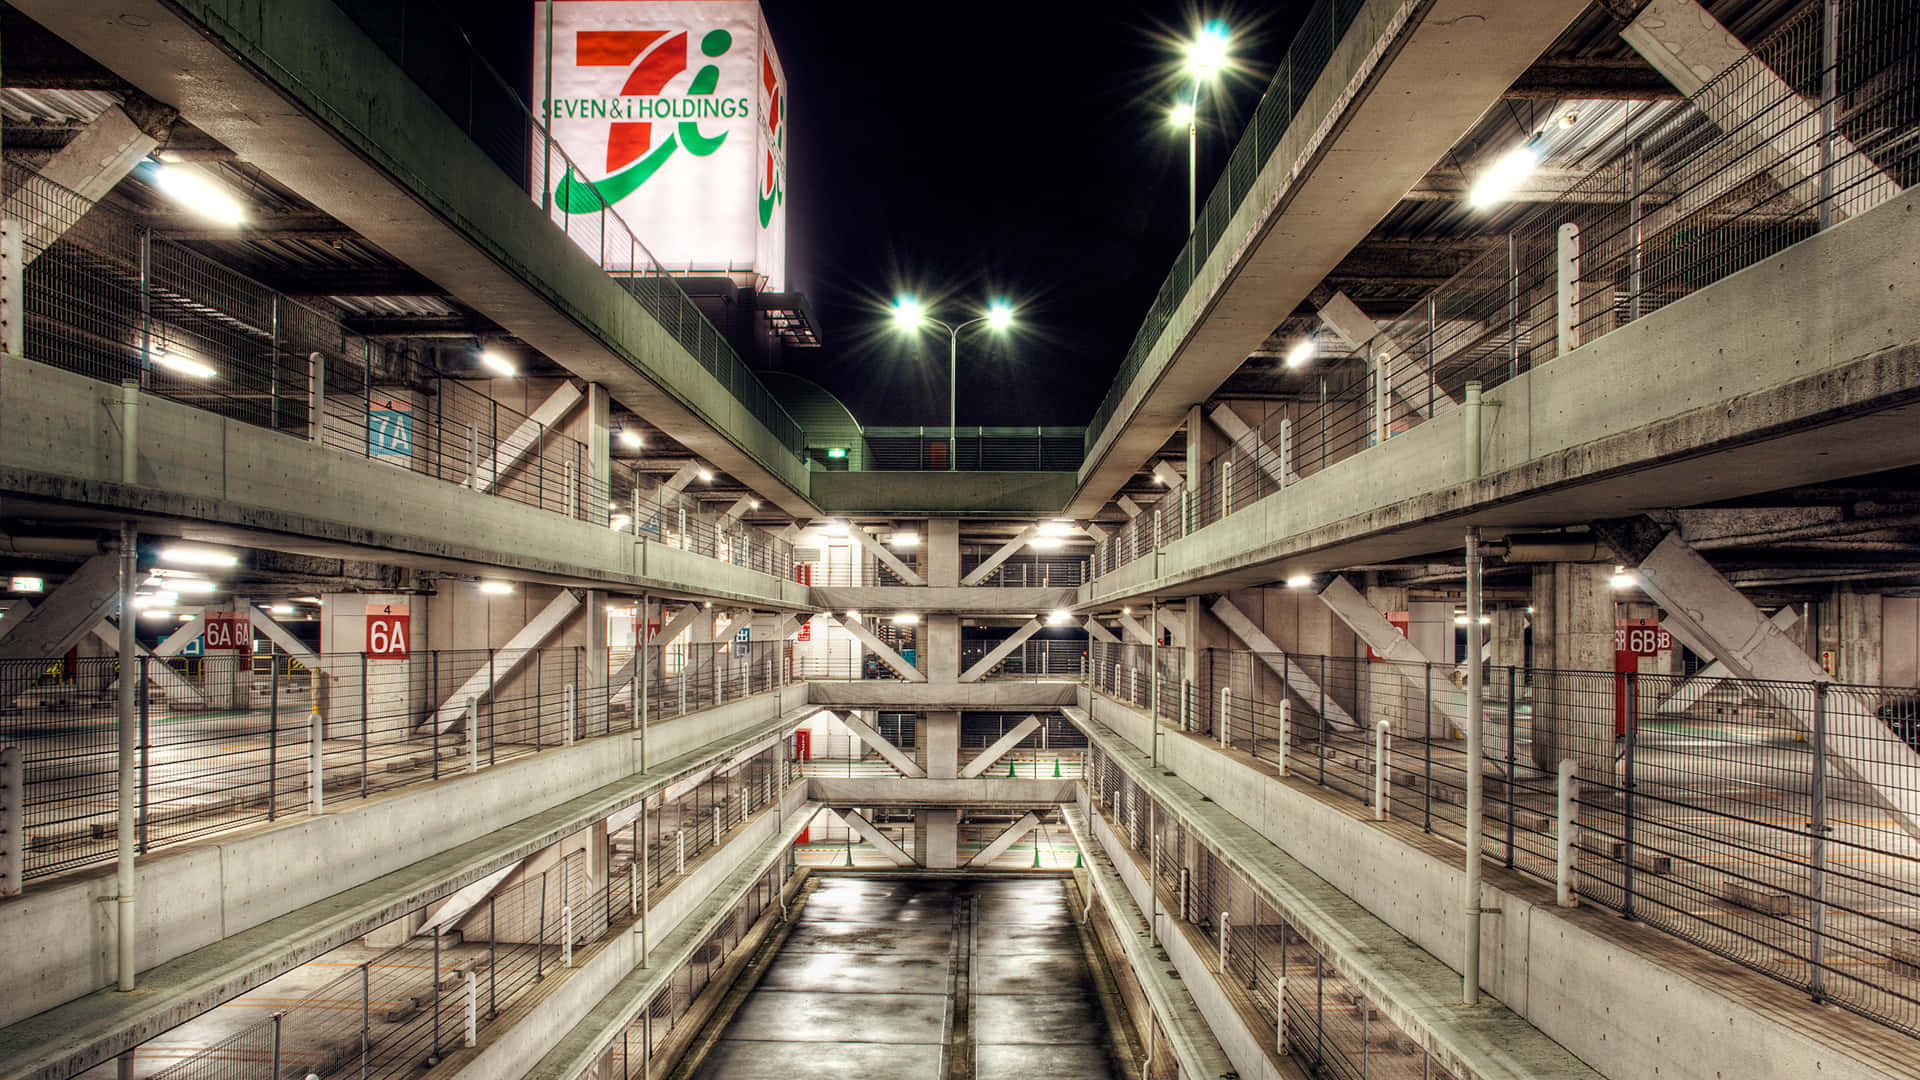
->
[[690, 874, 1123, 1080]]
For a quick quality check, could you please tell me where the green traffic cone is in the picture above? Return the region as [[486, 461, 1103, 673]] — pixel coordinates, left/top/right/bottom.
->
[[1008, 759, 1018, 778], [1053, 757, 1063, 778], [1032, 846, 1042, 868], [1074, 852, 1083, 868]]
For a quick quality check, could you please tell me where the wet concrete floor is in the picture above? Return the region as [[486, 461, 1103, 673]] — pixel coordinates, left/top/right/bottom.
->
[[690, 874, 1124, 1080]]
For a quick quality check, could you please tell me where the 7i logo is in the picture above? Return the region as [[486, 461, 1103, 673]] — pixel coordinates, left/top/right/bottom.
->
[[552, 28, 738, 213]]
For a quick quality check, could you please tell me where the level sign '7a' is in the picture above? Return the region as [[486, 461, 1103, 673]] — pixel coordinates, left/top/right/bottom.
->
[[367, 601, 410, 660]]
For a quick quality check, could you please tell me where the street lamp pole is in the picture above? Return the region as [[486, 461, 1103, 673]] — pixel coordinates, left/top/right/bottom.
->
[[891, 300, 1014, 472], [948, 325, 959, 472], [1187, 76, 1201, 230]]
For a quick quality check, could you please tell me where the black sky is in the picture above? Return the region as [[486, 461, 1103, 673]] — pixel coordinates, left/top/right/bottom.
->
[[463, 1, 1309, 426]]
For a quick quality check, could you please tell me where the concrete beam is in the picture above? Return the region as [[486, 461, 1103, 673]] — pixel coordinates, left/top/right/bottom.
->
[[830, 709, 926, 778], [8, 106, 162, 258], [960, 525, 1041, 587], [1116, 496, 1144, 519], [1156, 607, 1188, 648], [845, 522, 924, 586], [960, 617, 1044, 682], [1209, 596, 1357, 730], [1605, 522, 1920, 837], [1656, 606, 1800, 713], [1622, 0, 1899, 227], [837, 809, 917, 867], [1083, 618, 1119, 644], [247, 608, 349, 682], [431, 590, 581, 731], [1316, 576, 1462, 734], [807, 680, 1078, 711], [1208, 404, 1298, 488], [475, 381, 582, 494], [1115, 612, 1155, 645], [830, 615, 926, 682], [1316, 291, 1458, 419], [966, 811, 1041, 868], [610, 601, 705, 700], [1151, 461, 1182, 488], [958, 715, 1043, 779], [717, 497, 755, 526], [0, 554, 119, 661], [90, 620, 205, 706]]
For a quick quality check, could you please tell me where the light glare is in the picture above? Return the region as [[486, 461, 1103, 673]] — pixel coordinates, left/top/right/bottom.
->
[[1186, 23, 1230, 73], [618, 428, 642, 448], [1168, 102, 1194, 128], [1285, 339, 1316, 368], [153, 347, 216, 379], [891, 297, 926, 329], [1469, 142, 1543, 208], [1285, 574, 1313, 589], [161, 546, 239, 568], [480, 351, 517, 377], [479, 581, 514, 595], [150, 163, 245, 225], [986, 300, 1015, 330]]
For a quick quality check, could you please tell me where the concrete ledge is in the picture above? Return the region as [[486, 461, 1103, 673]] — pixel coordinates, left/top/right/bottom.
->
[[443, 787, 814, 1080], [1076, 689, 1914, 1080], [1066, 704, 1603, 1080], [1062, 805, 1243, 1080], [809, 586, 1079, 614], [806, 471, 1079, 514], [806, 777, 1075, 807], [805, 680, 1079, 709], [0, 354, 807, 611], [518, 802, 818, 1080], [0, 696, 811, 1080]]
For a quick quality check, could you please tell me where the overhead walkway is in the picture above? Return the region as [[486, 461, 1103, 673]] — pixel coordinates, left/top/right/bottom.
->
[[1066, 0, 1591, 517], [0, 353, 810, 612], [1080, 186, 1920, 608], [10, 0, 817, 516]]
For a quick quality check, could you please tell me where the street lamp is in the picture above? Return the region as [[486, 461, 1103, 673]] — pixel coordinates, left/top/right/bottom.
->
[[1172, 21, 1230, 231], [890, 297, 1017, 470]]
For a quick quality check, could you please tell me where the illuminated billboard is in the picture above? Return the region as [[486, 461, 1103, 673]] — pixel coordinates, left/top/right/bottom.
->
[[533, 1, 787, 289]]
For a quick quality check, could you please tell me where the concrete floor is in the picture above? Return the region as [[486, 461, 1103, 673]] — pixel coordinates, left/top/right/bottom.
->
[[689, 874, 1125, 1080]]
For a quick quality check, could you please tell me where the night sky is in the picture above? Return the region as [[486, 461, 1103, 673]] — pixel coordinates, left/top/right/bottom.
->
[[465, 1, 1310, 426]]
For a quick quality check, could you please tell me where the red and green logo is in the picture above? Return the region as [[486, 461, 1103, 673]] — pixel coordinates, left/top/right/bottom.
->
[[550, 28, 741, 214], [759, 51, 784, 227]]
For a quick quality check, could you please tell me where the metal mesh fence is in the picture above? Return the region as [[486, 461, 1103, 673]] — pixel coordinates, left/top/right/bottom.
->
[[1086, 643, 1920, 1038], [93, 738, 801, 1080], [0, 644, 802, 886]]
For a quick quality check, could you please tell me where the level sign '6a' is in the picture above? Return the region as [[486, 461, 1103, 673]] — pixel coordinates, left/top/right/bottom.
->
[[203, 612, 250, 651], [367, 601, 410, 660]]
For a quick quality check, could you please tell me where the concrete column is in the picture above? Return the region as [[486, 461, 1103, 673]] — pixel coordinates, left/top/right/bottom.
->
[[927, 518, 960, 588], [1406, 598, 1452, 665], [1818, 586, 1883, 685], [585, 384, 610, 511], [1490, 605, 1528, 680], [927, 615, 961, 682], [924, 711, 959, 779], [1363, 583, 1416, 737], [583, 590, 608, 733], [919, 808, 958, 869], [322, 592, 420, 744], [1529, 564, 1615, 774]]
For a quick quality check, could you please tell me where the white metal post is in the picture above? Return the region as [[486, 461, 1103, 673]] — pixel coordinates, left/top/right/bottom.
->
[[1555, 223, 1580, 356], [563, 683, 577, 746], [562, 905, 574, 967], [1278, 698, 1291, 776], [1464, 527, 1486, 1005], [1219, 687, 1231, 748], [462, 971, 477, 1047], [630, 862, 639, 916], [1218, 911, 1229, 971], [0, 745, 22, 897], [308, 702, 324, 816], [309, 352, 325, 445], [466, 696, 480, 773], [1556, 758, 1578, 907], [1278, 418, 1292, 488], [1276, 975, 1288, 1053], [1374, 720, 1390, 821], [116, 522, 137, 991]]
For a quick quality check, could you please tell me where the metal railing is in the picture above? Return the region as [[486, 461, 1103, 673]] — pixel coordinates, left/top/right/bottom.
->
[[958, 639, 1089, 680], [960, 553, 1088, 588], [1091, 0, 1920, 578], [851, 427, 1087, 471], [1084, 0, 1372, 452], [180, 0, 808, 455], [612, 486, 795, 579], [1085, 641, 1920, 1039], [0, 641, 813, 885], [1087, 749, 1460, 1080], [124, 739, 799, 1080]]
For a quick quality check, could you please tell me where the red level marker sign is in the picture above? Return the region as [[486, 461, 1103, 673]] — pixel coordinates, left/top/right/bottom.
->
[[1615, 618, 1671, 657], [203, 613, 251, 651], [367, 601, 410, 660]]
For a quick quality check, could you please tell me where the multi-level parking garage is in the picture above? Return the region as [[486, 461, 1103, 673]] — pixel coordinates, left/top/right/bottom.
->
[[1, 1, 1918, 1079]]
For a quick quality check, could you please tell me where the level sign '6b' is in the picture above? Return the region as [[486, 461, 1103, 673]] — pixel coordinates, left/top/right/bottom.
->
[[367, 601, 411, 660]]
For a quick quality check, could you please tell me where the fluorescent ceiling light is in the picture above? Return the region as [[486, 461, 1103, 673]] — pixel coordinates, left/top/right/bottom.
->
[[891, 613, 919, 625], [152, 347, 217, 379], [1047, 610, 1071, 624], [1611, 572, 1637, 590], [1030, 536, 1064, 550], [140, 608, 176, 619], [618, 428, 643, 448], [160, 546, 239, 568], [150, 163, 245, 225], [891, 531, 918, 547], [480, 351, 517, 377], [169, 579, 218, 594], [1285, 339, 1316, 368], [133, 591, 179, 608], [1036, 521, 1075, 537], [479, 581, 514, 595], [270, 603, 295, 615], [294, 595, 322, 604], [1284, 574, 1312, 589], [698, 470, 714, 483], [1469, 142, 1543, 208], [845, 610, 861, 619]]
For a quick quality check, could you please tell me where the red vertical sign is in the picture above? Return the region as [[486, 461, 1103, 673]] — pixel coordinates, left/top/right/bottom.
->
[[366, 601, 410, 660], [203, 613, 250, 651]]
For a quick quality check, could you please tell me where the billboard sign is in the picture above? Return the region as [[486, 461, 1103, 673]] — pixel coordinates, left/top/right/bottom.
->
[[534, 1, 787, 288]]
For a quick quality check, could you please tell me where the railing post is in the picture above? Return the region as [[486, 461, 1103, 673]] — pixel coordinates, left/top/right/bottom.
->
[[270, 1011, 282, 1080], [309, 352, 326, 445], [1275, 975, 1287, 1055], [309, 698, 324, 816], [360, 653, 369, 798], [267, 656, 279, 822], [1817, 0, 1837, 232], [1555, 223, 1580, 356], [1507, 666, 1518, 868], [1218, 687, 1230, 749], [1278, 697, 1290, 776], [564, 682, 577, 746], [1621, 675, 1638, 922], [463, 971, 478, 1047], [563, 903, 574, 967], [0, 746, 20, 896], [1373, 720, 1389, 821], [1555, 758, 1578, 907], [467, 420, 480, 488], [467, 695, 480, 773], [138, 660, 150, 852], [1218, 910, 1229, 972], [359, 962, 371, 1080], [1809, 682, 1830, 1000], [1424, 663, 1434, 833]]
